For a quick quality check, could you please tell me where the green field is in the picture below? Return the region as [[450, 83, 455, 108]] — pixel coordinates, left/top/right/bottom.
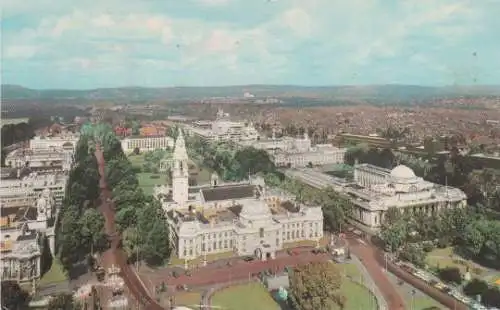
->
[[39, 259, 67, 286], [342, 280, 378, 310], [137, 172, 167, 195], [211, 283, 280, 310]]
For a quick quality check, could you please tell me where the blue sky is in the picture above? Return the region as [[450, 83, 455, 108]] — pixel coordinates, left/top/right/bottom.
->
[[3, 0, 499, 89]]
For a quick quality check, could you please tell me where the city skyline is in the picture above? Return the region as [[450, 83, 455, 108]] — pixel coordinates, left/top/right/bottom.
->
[[3, 0, 500, 89]]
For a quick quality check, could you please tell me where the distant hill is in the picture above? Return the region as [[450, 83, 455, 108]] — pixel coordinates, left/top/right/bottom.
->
[[2, 84, 500, 102]]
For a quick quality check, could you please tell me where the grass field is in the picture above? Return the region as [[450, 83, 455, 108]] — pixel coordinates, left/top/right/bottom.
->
[[173, 291, 203, 307], [137, 172, 167, 195], [128, 153, 146, 168], [342, 280, 378, 310], [425, 247, 488, 276], [38, 259, 67, 286], [211, 283, 280, 310]]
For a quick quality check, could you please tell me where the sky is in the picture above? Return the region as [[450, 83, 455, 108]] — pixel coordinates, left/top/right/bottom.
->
[[2, 0, 500, 89]]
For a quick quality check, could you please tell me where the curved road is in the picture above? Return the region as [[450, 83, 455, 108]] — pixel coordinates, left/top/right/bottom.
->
[[95, 144, 164, 310], [345, 229, 468, 310], [345, 232, 405, 310]]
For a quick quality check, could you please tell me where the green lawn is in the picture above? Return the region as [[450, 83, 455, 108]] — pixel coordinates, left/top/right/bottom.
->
[[137, 172, 167, 195], [342, 280, 378, 310], [211, 283, 280, 310], [38, 259, 67, 286], [411, 296, 444, 310], [128, 153, 146, 168], [425, 247, 488, 277], [172, 291, 202, 307]]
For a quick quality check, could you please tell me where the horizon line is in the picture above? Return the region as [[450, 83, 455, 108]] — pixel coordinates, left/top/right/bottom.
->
[[3, 83, 500, 91]]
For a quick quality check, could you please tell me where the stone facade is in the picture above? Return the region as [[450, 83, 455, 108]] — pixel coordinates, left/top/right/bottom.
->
[[155, 130, 324, 261], [285, 164, 467, 231]]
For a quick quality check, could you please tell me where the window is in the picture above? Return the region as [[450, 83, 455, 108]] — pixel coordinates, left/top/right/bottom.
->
[[219, 241, 222, 249], [259, 228, 264, 238], [202, 243, 205, 251], [224, 240, 228, 248], [213, 242, 217, 250], [287, 232, 290, 240], [276, 238, 279, 246]]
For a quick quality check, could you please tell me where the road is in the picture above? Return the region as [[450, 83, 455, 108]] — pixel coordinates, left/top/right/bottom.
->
[[94, 144, 164, 310], [346, 232, 405, 310], [345, 229, 468, 310]]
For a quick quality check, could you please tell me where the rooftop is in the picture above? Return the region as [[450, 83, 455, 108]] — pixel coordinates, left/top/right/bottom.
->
[[201, 184, 256, 202]]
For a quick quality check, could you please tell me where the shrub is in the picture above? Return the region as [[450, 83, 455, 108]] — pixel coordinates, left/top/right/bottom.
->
[[482, 287, 500, 308], [438, 267, 462, 285], [463, 279, 488, 297], [149, 175, 160, 179], [422, 242, 434, 253], [437, 237, 449, 248]]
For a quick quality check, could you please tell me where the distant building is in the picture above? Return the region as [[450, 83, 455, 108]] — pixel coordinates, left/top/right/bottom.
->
[[336, 133, 391, 148], [29, 134, 79, 151], [183, 109, 259, 142], [243, 131, 346, 168], [120, 136, 174, 153], [140, 126, 164, 137]]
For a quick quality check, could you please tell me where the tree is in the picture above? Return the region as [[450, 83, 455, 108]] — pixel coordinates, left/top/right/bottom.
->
[[48, 293, 80, 310], [289, 262, 345, 310], [398, 244, 426, 268], [380, 221, 407, 252], [1, 281, 29, 310], [438, 267, 462, 285], [463, 279, 488, 298], [80, 208, 107, 253]]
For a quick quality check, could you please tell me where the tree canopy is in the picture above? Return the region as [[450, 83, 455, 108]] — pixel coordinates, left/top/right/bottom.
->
[[289, 262, 345, 310], [58, 122, 171, 272]]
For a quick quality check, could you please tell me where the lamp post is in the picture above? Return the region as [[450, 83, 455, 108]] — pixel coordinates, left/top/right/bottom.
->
[[411, 289, 416, 310]]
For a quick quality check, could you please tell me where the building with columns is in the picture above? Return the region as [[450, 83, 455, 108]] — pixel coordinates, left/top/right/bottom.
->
[[285, 163, 467, 231], [154, 130, 323, 261], [0, 224, 42, 284], [0, 189, 57, 284], [241, 130, 346, 168], [120, 136, 174, 154]]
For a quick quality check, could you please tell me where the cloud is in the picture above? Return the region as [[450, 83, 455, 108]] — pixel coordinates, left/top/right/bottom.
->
[[197, 0, 231, 6], [4, 45, 40, 59], [2, 0, 498, 88]]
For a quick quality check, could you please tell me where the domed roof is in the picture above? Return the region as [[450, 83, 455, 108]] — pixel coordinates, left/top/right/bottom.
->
[[390, 165, 416, 179]]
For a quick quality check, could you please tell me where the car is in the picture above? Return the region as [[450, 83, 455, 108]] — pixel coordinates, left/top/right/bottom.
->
[[243, 256, 254, 262]]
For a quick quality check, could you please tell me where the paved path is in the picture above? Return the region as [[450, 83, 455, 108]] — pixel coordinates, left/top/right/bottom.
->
[[95, 144, 164, 310], [346, 232, 406, 310], [350, 255, 388, 310], [141, 252, 331, 287]]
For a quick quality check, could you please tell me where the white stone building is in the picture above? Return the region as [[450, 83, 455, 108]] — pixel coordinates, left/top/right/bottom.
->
[[0, 172, 68, 207], [0, 224, 42, 284], [183, 109, 259, 142], [285, 164, 467, 231], [29, 134, 79, 151], [154, 131, 324, 261], [120, 136, 174, 153], [0, 188, 57, 284], [242, 131, 346, 168], [5, 146, 74, 172]]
